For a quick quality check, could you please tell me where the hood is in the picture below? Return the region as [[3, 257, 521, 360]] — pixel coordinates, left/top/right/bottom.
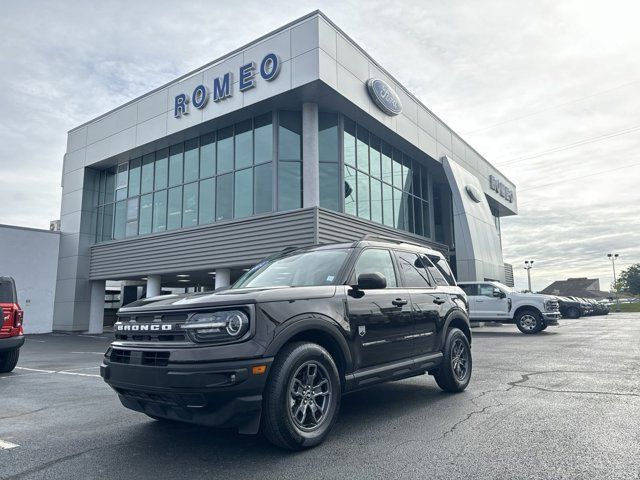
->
[[119, 285, 337, 313]]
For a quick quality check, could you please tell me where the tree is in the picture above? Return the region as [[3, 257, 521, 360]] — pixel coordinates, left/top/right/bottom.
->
[[618, 264, 640, 295]]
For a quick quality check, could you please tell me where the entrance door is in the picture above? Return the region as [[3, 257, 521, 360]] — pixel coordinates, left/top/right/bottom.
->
[[346, 248, 413, 369]]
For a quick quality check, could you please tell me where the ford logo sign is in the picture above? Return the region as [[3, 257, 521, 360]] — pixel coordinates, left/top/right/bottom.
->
[[465, 184, 483, 203], [366, 78, 402, 116]]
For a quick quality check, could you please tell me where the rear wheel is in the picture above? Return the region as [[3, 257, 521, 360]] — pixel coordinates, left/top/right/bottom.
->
[[516, 309, 543, 334], [434, 328, 472, 393], [0, 349, 19, 373], [261, 342, 341, 450]]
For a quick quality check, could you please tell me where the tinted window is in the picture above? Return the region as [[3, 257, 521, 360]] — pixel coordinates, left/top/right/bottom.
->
[[396, 251, 432, 288], [422, 255, 452, 286], [353, 249, 397, 287], [0, 279, 16, 303], [459, 284, 477, 296]]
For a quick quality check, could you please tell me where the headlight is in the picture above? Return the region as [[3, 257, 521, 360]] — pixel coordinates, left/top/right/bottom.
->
[[183, 310, 249, 343]]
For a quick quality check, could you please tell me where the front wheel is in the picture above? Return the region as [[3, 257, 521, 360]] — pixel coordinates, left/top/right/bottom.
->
[[515, 309, 543, 334], [261, 342, 341, 450], [434, 328, 472, 393], [0, 349, 19, 373]]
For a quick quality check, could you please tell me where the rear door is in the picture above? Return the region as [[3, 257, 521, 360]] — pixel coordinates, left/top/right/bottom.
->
[[394, 250, 440, 355], [346, 248, 414, 369]]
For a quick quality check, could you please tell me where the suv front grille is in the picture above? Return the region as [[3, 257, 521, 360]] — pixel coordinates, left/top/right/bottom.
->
[[114, 313, 189, 342], [110, 349, 170, 367]]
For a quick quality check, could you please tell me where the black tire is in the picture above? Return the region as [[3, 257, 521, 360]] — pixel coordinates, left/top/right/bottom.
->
[[515, 309, 543, 334], [261, 342, 341, 450], [434, 328, 472, 393], [0, 349, 19, 373], [540, 323, 548, 331], [566, 307, 580, 319]]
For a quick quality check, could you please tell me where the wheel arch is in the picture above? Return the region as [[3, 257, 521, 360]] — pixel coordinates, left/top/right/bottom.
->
[[513, 305, 542, 319], [440, 309, 472, 348]]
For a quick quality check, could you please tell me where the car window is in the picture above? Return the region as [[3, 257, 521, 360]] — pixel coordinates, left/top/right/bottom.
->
[[425, 254, 456, 285], [0, 279, 16, 303], [478, 284, 496, 297], [422, 255, 451, 286], [353, 249, 397, 287], [395, 251, 433, 288], [459, 284, 477, 296]]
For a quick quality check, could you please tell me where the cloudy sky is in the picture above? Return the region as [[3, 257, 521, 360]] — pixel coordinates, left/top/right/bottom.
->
[[1, 0, 638, 291]]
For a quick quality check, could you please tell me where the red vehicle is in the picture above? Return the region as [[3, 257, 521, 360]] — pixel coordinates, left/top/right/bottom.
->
[[0, 277, 24, 372]]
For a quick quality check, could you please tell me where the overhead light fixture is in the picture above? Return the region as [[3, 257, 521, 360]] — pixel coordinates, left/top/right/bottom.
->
[[141, 277, 148, 280], [178, 279, 190, 283], [176, 274, 190, 278], [207, 272, 216, 275]]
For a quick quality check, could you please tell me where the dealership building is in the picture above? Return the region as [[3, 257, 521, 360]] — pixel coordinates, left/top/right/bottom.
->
[[54, 11, 518, 332]]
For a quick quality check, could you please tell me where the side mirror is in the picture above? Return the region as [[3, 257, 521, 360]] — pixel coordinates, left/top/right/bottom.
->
[[356, 272, 387, 290], [493, 289, 506, 299]]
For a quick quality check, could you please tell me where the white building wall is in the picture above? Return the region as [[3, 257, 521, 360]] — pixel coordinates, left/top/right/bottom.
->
[[0, 225, 60, 333]]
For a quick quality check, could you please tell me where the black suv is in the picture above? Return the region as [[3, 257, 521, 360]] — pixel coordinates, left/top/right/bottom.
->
[[100, 237, 472, 450]]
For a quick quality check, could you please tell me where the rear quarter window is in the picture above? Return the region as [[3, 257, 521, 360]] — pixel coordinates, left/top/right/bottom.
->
[[0, 279, 16, 303]]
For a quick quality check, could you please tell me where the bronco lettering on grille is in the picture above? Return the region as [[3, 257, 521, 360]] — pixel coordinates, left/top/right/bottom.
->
[[115, 324, 173, 331]]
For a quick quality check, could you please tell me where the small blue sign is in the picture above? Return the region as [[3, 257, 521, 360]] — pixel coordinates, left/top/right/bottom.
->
[[366, 78, 402, 116]]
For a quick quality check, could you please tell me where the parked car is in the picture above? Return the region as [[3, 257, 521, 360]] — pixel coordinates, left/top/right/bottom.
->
[[0, 276, 24, 373], [556, 296, 586, 319], [569, 297, 594, 316], [457, 281, 560, 334], [100, 237, 472, 450]]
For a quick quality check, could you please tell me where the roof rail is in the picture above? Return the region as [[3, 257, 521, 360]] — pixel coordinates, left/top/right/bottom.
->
[[354, 234, 435, 250]]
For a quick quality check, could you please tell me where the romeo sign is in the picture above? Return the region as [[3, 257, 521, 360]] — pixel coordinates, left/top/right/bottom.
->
[[174, 53, 281, 118]]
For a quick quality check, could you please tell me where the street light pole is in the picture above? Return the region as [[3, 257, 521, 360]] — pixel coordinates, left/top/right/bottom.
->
[[607, 253, 621, 312], [524, 260, 534, 292]]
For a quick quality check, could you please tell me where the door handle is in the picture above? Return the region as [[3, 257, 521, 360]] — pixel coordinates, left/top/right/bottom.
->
[[433, 298, 446, 305], [392, 298, 408, 307]]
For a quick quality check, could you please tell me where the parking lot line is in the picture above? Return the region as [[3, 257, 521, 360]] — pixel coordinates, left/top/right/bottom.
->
[[0, 439, 19, 450], [12, 366, 100, 378]]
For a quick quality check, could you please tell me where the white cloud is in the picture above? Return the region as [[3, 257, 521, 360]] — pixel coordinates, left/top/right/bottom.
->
[[0, 0, 638, 290]]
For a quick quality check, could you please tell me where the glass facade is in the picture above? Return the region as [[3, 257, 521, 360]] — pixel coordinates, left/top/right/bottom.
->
[[94, 110, 434, 244]]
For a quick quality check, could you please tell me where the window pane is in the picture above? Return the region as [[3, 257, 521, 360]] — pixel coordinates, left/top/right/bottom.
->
[[413, 197, 423, 236], [319, 163, 340, 211], [412, 162, 422, 199], [102, 203, 113, 241], [354, 249, 397, 287], [126, 213, 138, 238], [139, 193, 153, 235], [370, 178, 382, 224], [393, 188, 403, 229], [235, 120, 253, 170], [198, 178, 215, 224], [421, 166, 430, 201], [392, 149, 403, 189], [200, 133, 216, 178], [115, 187, 127, 201], [152, 190, 167, 232], [381, 142, 393, 185], [278, 111, 301, 161], [217, 126, 233, 174], [184, 138, 199, 183], [154, 149, 168, 190], [343, 117, 356, 167], [406, 194, 415, 233], [396, 251, 432, 288], [344, 164, 357, 216], [96, 206, 104, 241], [216, 173, 233, 221], [169, 144, 183, 187], [128, 158, 141, 197], [422, 201, 431, 237], [234, 168, 253, 218], [356, 171, 370, 220], [369, 135, 381, 179], [141, 154, 154, 194], [113, 200, 126, 240], [116, 163, 128, 189], [167, 186, 182, 230], [254, 113, 273, 164], [278, 161, 301, 211], [254, 162, 273, 214], [98, 171, 106, 206], [356, 126, 369, 173], [382, 183, 394, 227], [182, 182, 198, 227], [319, 113, 339, 163], [105, 168, 116, 203], [126, 197, 138, 221], [402, 155, 412, 192]]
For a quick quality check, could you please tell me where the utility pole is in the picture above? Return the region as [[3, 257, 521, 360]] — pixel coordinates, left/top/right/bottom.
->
[[607, 253, 621, 312], [524, 260, 534, 292]]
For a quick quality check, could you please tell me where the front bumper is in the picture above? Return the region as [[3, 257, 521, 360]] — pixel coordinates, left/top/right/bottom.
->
[[542, 312, 561, 324], [0, 335, 25, 352], [100, 351, 273, 428]]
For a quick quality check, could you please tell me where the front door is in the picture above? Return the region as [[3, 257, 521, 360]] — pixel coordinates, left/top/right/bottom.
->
[[346, 248, 413, 369], [474, 283, 509, 320]]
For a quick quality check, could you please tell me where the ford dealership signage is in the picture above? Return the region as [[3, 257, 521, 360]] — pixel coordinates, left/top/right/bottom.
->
[[174, 53, 281, 118], [489, 175, 514, 203], [465, 184, 483, 203], [366, 78, 402, 116]]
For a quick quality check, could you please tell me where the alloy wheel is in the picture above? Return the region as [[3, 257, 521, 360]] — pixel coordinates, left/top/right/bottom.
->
[[288, 361, 333, 432], [520, 314, 537, 331], [451, 338, 469, 381]]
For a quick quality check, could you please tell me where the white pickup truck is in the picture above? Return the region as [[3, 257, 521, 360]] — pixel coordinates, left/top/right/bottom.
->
[[457, 281, 561, 334]]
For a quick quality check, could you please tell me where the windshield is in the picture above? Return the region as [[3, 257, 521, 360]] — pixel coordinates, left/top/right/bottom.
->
[[233, 249, 351, 289]]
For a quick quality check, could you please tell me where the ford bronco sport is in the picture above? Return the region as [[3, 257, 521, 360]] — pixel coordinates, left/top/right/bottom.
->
[[100, 236, 472, 450]]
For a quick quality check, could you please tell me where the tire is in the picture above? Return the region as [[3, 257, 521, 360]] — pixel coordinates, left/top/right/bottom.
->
[[566, 307, 580, 319], [540, 323, 548, 331], [261, 342, 341, 450], [0, 349, 19, 373], [434, 328, 472, 393], [515, 309, 543, 334]]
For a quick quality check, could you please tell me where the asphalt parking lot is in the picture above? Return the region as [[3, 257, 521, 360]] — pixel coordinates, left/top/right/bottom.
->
[[1, 314, 639, 480]]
